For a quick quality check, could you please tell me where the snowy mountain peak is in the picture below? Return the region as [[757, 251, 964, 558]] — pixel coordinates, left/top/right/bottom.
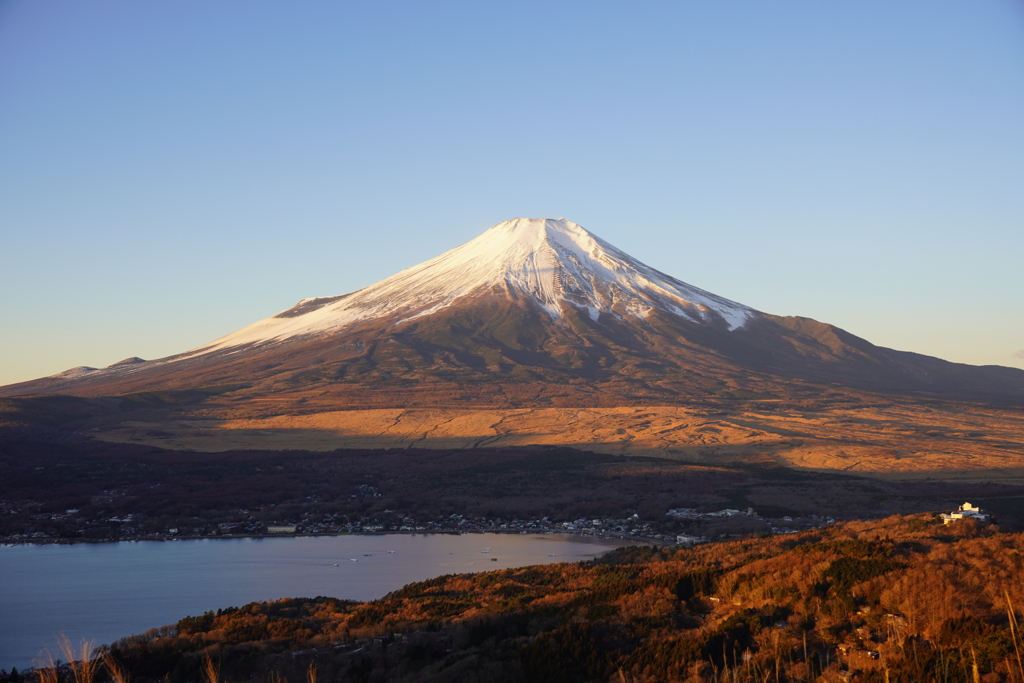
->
[[191, 218, 756, 354], [11, 217, 1023, 406], [472, 217, 602, 259]]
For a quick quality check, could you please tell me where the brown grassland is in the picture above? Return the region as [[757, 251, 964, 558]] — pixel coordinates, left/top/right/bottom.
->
[[80, 396, 1024, 479]]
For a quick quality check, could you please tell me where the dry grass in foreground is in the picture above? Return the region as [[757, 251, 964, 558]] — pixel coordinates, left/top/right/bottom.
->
[[35, 515, 1024, 683]]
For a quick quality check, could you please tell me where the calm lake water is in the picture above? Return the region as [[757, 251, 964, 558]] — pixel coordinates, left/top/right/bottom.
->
[[0, 533, 629, 671]]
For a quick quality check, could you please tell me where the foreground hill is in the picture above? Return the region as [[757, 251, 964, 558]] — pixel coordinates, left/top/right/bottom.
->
[[4, 219, 1023, 409], [62, 516, 1024, 683]]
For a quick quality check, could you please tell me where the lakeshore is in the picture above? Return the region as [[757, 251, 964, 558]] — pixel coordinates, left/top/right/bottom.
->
[[0, 532, 634, 672], [2, 506, 835, 550]]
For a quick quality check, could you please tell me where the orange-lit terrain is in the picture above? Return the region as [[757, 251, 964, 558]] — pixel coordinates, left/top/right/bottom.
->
[[74, 396, 1024, 479]]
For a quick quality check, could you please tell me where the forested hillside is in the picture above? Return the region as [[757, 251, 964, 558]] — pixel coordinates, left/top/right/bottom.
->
[[24, 514, 1024, 683]]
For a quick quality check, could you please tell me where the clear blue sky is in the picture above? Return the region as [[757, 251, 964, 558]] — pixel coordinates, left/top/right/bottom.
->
[[2, 0, 1023, 386]]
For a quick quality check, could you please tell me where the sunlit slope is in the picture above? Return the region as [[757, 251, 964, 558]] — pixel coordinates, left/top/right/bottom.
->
[[77, 399, 1024, 477]]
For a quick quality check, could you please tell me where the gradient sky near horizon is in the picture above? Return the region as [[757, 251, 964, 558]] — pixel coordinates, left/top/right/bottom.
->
[[1, 1, 1023, 387]]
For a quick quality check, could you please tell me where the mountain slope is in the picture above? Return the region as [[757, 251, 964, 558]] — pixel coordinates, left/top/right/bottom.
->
[[187, 217, 754, 354], [3, 218, 1023, 407]]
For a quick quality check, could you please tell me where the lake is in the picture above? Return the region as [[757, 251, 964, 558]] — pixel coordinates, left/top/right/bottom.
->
[[0, 533, 630, 671]]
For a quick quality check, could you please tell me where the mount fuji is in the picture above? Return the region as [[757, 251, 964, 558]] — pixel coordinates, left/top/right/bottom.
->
[[3, 218, 1023, 408]]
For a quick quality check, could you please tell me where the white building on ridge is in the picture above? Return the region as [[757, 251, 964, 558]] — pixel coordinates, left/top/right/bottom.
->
[[940, 502, 990, 525]]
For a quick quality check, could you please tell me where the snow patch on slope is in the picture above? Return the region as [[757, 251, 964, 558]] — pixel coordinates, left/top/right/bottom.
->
[[46, 358, 152, 382], [49, 366, 99, 379], [189, 218, 756, 355]]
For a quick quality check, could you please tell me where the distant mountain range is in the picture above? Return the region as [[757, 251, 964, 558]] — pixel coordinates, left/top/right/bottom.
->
[[4, 218, 1022, 407]]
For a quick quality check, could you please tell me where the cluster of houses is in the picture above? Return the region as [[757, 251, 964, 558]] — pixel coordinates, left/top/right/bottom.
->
[[668, 507, 755, 547], [666, 507, 757, 519], [675, 533, 710, 547], [667, 506, 841, 546]]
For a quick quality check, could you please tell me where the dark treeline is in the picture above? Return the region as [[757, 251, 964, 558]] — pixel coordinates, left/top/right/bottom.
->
[[6, 435, 1024, 543]]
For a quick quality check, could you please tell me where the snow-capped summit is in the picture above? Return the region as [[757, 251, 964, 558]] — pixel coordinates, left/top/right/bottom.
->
[[192, 218, 755, 354]]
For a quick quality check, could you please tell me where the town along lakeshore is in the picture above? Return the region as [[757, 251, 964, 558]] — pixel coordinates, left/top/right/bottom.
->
[[8, 440, 1024, 547]]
